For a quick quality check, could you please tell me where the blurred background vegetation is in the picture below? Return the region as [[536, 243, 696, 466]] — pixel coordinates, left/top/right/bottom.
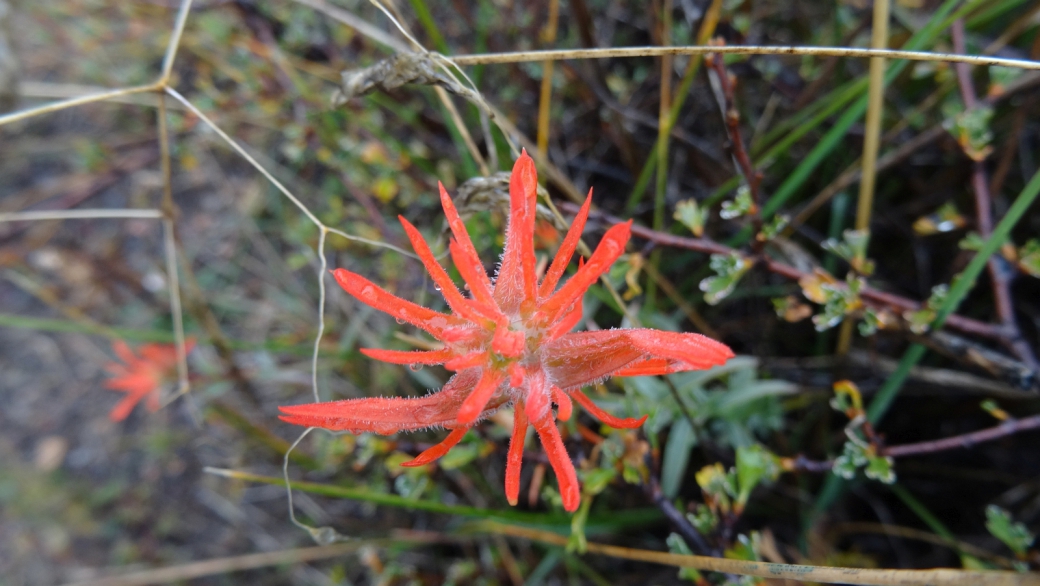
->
[[0, 0, 1038, 584]]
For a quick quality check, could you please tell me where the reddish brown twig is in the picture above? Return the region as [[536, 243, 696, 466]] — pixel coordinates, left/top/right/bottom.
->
[[951, 19, 1038, 370], [786, 413, 1040, 472], [708, 51, 764, 243], [884, 413, 1040, 458], [564, 202, 1020, 345]]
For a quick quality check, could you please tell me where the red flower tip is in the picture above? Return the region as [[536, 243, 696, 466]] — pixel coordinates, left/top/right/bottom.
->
[[282, 154, 734, 513]]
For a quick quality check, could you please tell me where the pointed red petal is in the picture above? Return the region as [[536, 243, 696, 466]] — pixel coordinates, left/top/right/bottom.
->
[[523, 367, 552, 423], [539, 188, 592, 298], [456, 368, 507, 425], [507, 362, 526, 388], [359, 347, 453, 366], [612, 357, 676, 377], [443, 350, 488, 371], [623, 329, 735, 370], [104, 373, 157, 393], [505, 402, 529, 506], [109, 394, 142, 422], [332, 268, 465, 340], [399, 216, 489, 324], [538, 221, 631, 324], [553, 386, 573, 421], [279, 370, 484, 433], [532, 412, 580, 512], [544, 329, 733, 390], [570, 389, 647, 429], [440, 183, 495, 300], [112, 340, 137, 365], [448, 238, 499, 310], [547, 298, 583, 341], [495, 151, 539, 312], [400, 426, 470, 467], [543, 330, 647, 390]]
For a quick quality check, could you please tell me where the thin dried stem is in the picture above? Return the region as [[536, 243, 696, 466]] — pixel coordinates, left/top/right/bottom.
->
[[65, 534, 451, 586], [839, 0, 890, 357], [0, 209, 163, 222], [708, 52, 762, 238], [536, 0, 559, 158], [369, 0, 491, 174], [161, 219, 189, 399], [451, 45, 1040, 71], [157, 93, 190, 399], [855, 0, 890, 232], [0, 83, 159, 127], [159, 0, 195, 84], [292, 0, 409, 52], [436, 85, 490, 175], [311, 228, 328, 403], [478, 521, 1035, 586], [164, 87, 324, 227]]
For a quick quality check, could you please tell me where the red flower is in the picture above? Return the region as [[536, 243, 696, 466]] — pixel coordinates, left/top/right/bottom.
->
[[104, 339, 193, 422], [279, 151, 733, 512]]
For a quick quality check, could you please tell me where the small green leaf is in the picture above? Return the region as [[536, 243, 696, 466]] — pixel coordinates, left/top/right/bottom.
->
[[943, 105, 994, 161], [832, 442, 868, 479], [674, 199, 709, 237], [687, 505, 718, 535], [1017, 239, 1040, 278], [859, 308, 880, 336], [864, 455, 896, 484], [724, 532, 762, 562], [661, 418, 698, 499], [988, 66, 1023, 97], [913, 202, 966, 235], [822, 229, 875, 275], [985, 505, 1035, 556], [758, 214, 789, 241], [700, 252, 751, 305], [721, 185, 755, 220], [959, 231, 986, 251], [735, 444, 781, 508], [811, 274, 865, 331], [904, 284, 949, 334], [582, 468, 618, 496]]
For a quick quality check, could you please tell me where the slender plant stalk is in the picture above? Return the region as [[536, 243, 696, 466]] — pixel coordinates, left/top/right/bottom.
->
[[536, 0, 560, 159], [474, 521, 1037, 586], [625, 0, 722, 214], [645, 0, 674, 309], [837, 0, 890, 356]]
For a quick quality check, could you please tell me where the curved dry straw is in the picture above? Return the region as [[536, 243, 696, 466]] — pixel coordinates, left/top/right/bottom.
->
[[450, 45, 1040, 69]]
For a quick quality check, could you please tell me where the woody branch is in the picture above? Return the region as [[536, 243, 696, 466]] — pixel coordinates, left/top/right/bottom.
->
[[951, 19, 1038, 370]]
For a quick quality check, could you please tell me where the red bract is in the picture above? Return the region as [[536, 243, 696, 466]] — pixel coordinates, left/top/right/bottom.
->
[[104, 339, 193, 422], [279, 151, 733, 512]]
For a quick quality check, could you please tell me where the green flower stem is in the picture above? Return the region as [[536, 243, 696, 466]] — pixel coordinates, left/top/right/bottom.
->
[[206, 467, 661, 531]]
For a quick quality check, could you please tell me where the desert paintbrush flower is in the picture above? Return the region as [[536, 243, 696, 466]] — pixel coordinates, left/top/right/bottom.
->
[[104, 339, 194, 422], [279, 151, 733, 512]]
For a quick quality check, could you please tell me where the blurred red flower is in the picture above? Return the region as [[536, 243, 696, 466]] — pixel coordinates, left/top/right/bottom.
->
[[105, 339, 193, 421]]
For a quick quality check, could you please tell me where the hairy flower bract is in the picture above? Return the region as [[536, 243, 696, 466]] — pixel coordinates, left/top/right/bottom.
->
[[279, 151, 734, 512]]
